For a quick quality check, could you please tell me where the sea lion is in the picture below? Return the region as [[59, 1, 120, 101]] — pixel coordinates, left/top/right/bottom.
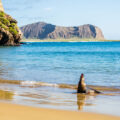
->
[[77, 74, 86, 93], [77, 74, 101, 94]]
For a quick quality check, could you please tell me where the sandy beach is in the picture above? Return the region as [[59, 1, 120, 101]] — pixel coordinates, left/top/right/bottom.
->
[[0, 102, 119, 120]]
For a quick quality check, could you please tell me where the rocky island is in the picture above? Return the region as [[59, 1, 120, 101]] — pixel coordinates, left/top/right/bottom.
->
[[0, 0, 21, 46], [20, 22, 104, 40]]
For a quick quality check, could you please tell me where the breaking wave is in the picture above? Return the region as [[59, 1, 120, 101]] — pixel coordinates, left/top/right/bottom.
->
[[0, 79, 120, 92]]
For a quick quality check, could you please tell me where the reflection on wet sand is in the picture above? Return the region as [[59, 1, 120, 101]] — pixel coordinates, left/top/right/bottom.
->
[[77, 94, 94, 111], [0, 90, 14, 100]]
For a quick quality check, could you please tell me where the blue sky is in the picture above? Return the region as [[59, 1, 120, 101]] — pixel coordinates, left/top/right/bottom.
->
[[3, 0, 120, 39]]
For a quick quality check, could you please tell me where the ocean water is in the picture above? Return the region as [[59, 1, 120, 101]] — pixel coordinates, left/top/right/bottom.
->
[[0, 42, 120, 116], [0, 42, 120, 86]]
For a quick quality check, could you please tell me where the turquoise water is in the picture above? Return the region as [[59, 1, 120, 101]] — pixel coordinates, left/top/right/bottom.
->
[[0, 42, 120, 116], [0, 42, 120, 87]]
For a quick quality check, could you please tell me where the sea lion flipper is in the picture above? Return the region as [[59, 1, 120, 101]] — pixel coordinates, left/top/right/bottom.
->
[[88, 87, 101, 94]]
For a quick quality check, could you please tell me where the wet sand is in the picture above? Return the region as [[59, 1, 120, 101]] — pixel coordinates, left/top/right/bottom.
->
[[0, 80, 120, 117], [0, 102, 120, 120]]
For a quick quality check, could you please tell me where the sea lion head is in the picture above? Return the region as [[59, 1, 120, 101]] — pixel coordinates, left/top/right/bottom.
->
[[80, 74, 84, 83]]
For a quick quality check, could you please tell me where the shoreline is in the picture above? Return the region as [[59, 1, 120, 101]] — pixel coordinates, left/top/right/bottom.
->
[[0, 102, 120, 120], [0, 79, 120, 116], [0, 79, 120, 92], [20, 39, 120, 42]]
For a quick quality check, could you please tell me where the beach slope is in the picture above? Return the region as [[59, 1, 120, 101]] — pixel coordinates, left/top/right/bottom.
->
[[0, 102, 120, 120]]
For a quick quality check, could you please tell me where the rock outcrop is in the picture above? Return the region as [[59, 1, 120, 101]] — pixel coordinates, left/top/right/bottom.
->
[[20, 22, 104, 40], [0, 0, 4, 12], [0, 11, 22, 46]]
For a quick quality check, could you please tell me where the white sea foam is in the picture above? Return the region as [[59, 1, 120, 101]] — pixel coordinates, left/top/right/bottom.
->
[[20, 81, 38, 86], [38, 82, 59, 87], [20, 81, 59, 87]]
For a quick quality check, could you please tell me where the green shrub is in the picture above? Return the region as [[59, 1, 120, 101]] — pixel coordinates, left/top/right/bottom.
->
[[0, 22, 8, 30], [9, 27, 18, 35], [0, 11, 4, 17], [0, 11, 19, 36], [11, 23, 16, 27], [0, 17, 10, 26]]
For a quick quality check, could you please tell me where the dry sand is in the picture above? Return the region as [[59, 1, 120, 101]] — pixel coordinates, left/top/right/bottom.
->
[[0, 102, 120, 120]]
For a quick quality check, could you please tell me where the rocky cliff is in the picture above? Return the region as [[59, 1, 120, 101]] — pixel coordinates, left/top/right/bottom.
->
[[20, 22, 104, 40], [0, 11, 22, 46], [0, 0, 4, 12]]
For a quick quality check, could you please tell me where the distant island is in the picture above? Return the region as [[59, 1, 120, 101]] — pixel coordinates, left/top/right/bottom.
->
[[20, 22, 104, 41]]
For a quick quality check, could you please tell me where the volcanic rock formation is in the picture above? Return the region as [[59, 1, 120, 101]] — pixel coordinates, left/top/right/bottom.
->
[[0, 11, 22, 46], [0, 0, 4, 12], [0, 0, 21, 46]]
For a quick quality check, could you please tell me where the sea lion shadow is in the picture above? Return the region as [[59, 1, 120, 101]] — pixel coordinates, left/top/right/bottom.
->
[[77, 93, 96, 111]]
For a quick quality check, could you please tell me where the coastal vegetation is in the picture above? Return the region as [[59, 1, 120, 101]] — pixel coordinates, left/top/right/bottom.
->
[[0, 11, 21, 45], [0, 11, 18, 35]]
